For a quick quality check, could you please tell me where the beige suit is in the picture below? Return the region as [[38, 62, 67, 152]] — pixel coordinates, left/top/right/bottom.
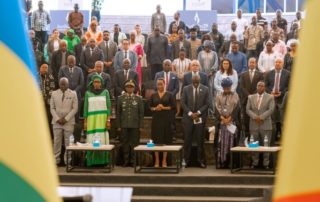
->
[[50, 88, 78, 164]]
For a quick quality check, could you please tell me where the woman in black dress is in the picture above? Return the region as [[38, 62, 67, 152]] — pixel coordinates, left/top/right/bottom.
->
[[150, 78, 175, 167]]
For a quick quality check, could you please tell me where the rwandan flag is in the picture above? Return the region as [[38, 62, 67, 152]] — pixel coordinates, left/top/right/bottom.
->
[[0, 1, 60, 201]]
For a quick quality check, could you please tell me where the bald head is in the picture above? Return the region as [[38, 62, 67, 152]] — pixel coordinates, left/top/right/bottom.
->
[[248, 57, 257, 70], [95, 61, 104, 73], [67, 55, 76, 67], [190, 60, 200, 72], [59, 77, 69, 91], [275, 57, 284, 71], [192, 75, 200, 88], [163, 59, 172, 72], [59, 40, 67, 52], [122, 58, 131, 70]]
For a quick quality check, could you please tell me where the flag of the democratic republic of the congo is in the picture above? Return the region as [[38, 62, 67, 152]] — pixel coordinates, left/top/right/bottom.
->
[[0, 1, 60, 201]]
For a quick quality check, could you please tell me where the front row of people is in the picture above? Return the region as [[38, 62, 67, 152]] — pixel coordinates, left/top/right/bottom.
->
[[50, 62, 278, 170]]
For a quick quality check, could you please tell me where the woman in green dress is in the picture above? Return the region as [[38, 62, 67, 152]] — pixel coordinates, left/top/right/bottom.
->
[[84, 75, 111, 166]]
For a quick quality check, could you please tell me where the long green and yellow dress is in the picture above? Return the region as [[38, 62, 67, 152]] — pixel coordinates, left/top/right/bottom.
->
[[83, 89, 111, 166]]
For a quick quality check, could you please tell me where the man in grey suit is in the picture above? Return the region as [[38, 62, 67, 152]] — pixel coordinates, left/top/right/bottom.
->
[[246, 81, 274, 169], [50, 78, 78, 166], [147, 26, 168, 79], [172, 29, 191, 59], [151, 5, 166, 34], [181, 75, 210, 168], [80, 38, 104, 81], [58, 55, 84, 100], [87, 61, 112, 94], [99, 30, 118, 78], [114, 39, 138, 72], [114, 58, 139, 98]]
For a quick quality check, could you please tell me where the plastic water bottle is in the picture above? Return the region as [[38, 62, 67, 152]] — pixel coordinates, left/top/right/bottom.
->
[[264, 135, 269, 147], [69, 134, 74, 146], [93, 134, 101, 147], [181, 159, 186, 169], [249, 136, 254, 144]]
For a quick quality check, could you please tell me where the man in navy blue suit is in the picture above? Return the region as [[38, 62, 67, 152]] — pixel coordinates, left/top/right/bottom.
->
[[265, 57, 290, 141], [154, 59, 179, 97]]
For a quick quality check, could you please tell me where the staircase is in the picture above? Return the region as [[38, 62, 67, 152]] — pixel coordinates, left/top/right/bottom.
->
[[59, 167, 274, 202]]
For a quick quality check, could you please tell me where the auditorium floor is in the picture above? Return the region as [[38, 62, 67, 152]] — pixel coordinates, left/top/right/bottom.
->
[[57, 166, 275, 176]]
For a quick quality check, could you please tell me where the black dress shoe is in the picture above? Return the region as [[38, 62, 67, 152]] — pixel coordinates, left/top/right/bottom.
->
[[199, 163, 207, 168], [122, 162, 130, 167]]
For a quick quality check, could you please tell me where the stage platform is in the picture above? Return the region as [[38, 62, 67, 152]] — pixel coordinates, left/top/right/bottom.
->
[[58, 166, 274, 202]]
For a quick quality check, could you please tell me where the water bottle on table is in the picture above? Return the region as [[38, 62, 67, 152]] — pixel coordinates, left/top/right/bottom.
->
[[93, 134, 101, 147], [69, 134, 74, 146], [264, 135, 269, 147]]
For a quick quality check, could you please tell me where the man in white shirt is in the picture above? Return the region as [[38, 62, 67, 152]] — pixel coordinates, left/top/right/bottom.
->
[[110, 24, 127, 46], [225, 21, 244, 42], [233, 9, 248, 38]]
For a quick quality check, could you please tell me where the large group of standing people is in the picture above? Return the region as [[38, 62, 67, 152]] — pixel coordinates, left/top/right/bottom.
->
[[31, 1, 301, 169]]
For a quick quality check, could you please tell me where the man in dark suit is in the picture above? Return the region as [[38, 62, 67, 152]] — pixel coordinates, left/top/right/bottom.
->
[[51, 40, 73, 87], [154, 59, 179, 97], [181, 75, 210, 168], [99, 30, 118, 78], [74, 36, 87, 66], [114, 58, 139, 98], [168, 11, 186, 34], [58, 55, 84, 122], [58, 55, 84, 99], [240, 57, 264, 137], [172, 29, 191, 60], [147, 26, 168, 79], [182, 60, 208, 89], [265, 57, 290, 141], [80, 38, 104, 81], [114, 39, 137, 72], [219, 33, 245, 59], [87, 61, 112, 95]]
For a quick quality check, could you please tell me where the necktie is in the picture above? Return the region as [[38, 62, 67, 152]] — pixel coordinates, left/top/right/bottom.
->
[[105, 41, 109, 60], [90, 48, 93, 56], [274, 71, 280, 93], [249, 70, 253, 82], [193, 88, 198, 111], [62, 92, 65, 102], [256, 95, 262, 110], [165, 73, 169, 90], [125, 70, 128, 80], [124, 51, 128, 59], [69, 68, 73, 74]]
